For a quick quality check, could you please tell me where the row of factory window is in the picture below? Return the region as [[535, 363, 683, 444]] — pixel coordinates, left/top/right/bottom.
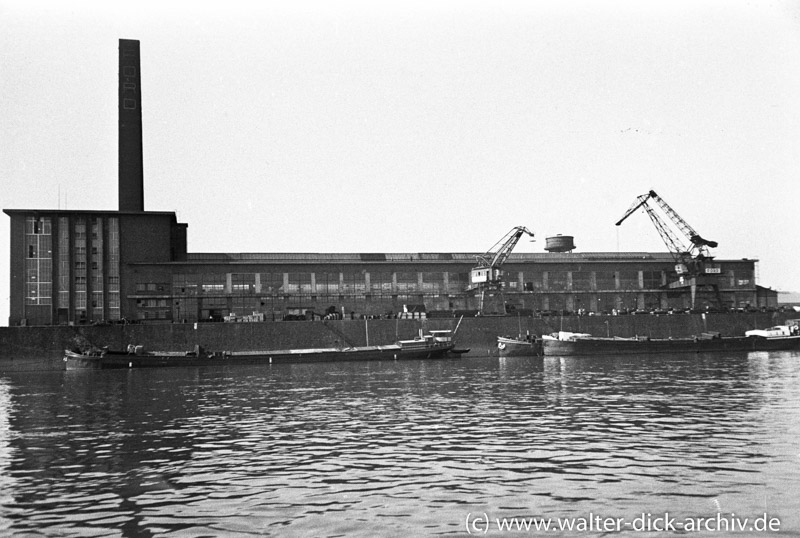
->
[[133, 289, 752, 322], [145, 269, 755, 297]]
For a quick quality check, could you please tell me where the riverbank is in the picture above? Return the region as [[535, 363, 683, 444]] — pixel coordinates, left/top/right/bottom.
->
[[0, 312, 794, 371]]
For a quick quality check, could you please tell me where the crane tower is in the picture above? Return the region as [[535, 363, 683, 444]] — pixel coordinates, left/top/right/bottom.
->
[[616, 190, 722, 308], [470, 226, 535, 314]]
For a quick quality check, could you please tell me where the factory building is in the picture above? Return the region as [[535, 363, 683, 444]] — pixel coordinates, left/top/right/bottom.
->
[[127, 251, 765, 323], [2, 209, 766, 326], [3, 40, 773, 326]]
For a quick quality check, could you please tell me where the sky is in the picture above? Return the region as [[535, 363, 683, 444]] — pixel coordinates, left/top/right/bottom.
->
[[2, 0, 800, 324]]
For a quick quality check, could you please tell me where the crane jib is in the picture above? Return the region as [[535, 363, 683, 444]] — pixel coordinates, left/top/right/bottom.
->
[[614, 189, 722, 309], [471, 226, 535, 314]]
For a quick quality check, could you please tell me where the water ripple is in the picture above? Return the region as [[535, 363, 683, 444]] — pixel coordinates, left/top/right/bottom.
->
[[1, 351, 799, 535]]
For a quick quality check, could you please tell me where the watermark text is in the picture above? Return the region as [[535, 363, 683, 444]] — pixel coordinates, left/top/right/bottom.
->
[[465, 512, 781, 534]]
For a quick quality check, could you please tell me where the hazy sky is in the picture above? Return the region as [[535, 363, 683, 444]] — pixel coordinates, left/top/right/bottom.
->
[[2, 0, 800, 324]]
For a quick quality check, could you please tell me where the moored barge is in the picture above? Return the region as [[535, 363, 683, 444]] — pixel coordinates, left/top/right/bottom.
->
[[65, 330, 457, 370], [497, 335, 543, 357], [541, 323, 800, 357]]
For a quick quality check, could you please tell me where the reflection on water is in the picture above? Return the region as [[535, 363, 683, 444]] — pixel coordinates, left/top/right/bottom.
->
[[0, 380, 16, 535], [1, 350, 799, 536]]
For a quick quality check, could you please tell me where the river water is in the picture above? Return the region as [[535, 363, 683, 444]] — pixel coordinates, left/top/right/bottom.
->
[[1, 350, 799, 537]]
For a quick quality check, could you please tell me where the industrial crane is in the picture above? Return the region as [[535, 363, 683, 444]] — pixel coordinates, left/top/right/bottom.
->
[[615, 190, 721, 308], [470, 226, 535, 314]]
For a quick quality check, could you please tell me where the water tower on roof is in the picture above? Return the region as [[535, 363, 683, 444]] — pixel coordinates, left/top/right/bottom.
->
[[545, 234, 575, 253]]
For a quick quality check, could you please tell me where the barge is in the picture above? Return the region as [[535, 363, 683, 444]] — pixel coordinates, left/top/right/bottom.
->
[[541, 322, 800, 357], [497, 335, 543, 357], [64, 330, 457, 370]]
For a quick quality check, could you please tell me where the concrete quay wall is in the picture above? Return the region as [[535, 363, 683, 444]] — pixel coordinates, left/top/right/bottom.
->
[[0, 312, 794, 371]]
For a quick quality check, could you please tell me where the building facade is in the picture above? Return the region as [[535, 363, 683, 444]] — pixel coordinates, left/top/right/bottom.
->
[[4, 209, 186, 326], [127, 252, 762, 323], [4, 208, 762, 326]]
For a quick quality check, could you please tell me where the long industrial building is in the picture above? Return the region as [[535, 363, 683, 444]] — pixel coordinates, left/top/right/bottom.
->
[[4, 40, 776, 326]]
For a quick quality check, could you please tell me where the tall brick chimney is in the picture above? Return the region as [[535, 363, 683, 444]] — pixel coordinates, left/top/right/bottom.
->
[[118, 39, 144, 212]]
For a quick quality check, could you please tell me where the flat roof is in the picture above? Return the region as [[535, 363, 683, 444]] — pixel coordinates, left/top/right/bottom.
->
[[184, 252, 673, 262], [3, 208, 180, 217], [130, 252, 757, 265]]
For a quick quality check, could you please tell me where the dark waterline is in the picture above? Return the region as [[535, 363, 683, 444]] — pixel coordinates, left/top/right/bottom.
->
[[1, 350, 799, 536]]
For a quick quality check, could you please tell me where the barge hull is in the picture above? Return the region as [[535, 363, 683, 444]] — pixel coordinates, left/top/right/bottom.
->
[[497, 336, 542, 357], [542, 336, 800, 357], [65, 341, 457, 370]]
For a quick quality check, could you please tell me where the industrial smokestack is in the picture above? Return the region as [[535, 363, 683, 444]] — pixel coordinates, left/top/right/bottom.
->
[[118, 39, 144, 212]]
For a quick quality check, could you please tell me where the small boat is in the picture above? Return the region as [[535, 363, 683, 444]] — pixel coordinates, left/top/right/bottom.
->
[[64, 330, 459, 370], [497, 335, 542, 357], [541, 323, 800, 357]]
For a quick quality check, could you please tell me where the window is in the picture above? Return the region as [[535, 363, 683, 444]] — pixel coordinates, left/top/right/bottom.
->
[[571, 271, 591, 292], [395, 272, 417, 292], [287, 273, 312, 293], [108, 218, 120, 320], [548, 271, 568, 291], [595, 271, 616, 290], [317, 272, 340, 293], [232, 273, 256, 294], [618, 270, 639, 291], [445, 272, 467, 293], [522, 271, 543, 292], [24, 217, 52, 305], [369, 272, 392, 293], [421, 272, 445, 292], [58, 217, 70, 309], [734, 269, 753, 288], [342, 272, 366, 293], [260, 273, 284, 294], [173, 274, 198, 295], [200, 273, 226, 294], [73, 219, 87, 314]]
